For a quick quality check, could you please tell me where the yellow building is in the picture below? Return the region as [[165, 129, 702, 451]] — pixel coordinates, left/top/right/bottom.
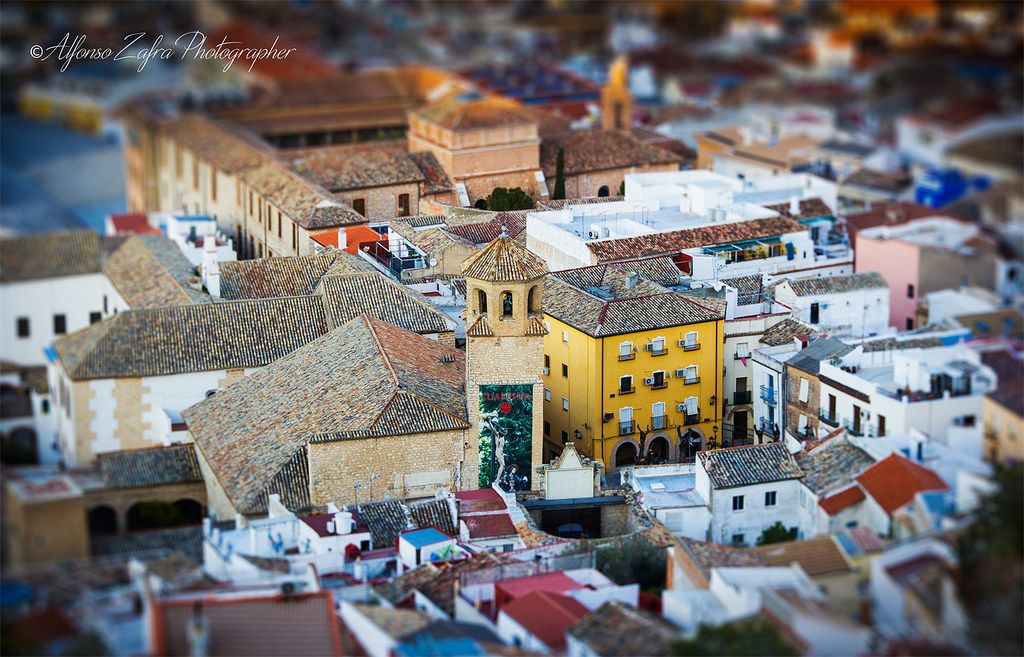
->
[[983, 378, 1024, 465], [541, 257, 726, 469]]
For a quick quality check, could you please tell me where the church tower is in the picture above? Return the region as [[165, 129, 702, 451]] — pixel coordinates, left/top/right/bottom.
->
[[601, 55, 633, 131], [462, 232, 548, 492]]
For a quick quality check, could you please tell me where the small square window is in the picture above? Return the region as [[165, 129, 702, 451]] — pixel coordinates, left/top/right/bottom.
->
[[731, 534, 745, 546], [16, 317, 29, 338], [765, 491, 777, 507], [544, 421, 550, 436], [562, 397, 569, 411], [562, 330, 569, 343], [89, 312, 102, 325], [53, 314, 67, 335], [732, 495, 744, 511], [561, 430, 568, 443], [544, 388, 551, 401], [561, 363, 568, 377]]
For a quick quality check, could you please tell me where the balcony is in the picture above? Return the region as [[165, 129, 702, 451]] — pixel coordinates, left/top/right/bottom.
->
[[734, 353, 751, 361], [650, 348, 668, 357], [842, 419, 864, 437], [684, 414, 702, 426], [651, 382, 668, 390], [651, 415, 669, 430], [733, 390, 752, 405], [819, 412, 839, 427], [618, 386, 635, 395], [618, 353, 635, 362], [619, 421, 635, 436], [683, 377, 700, 386], [760, 385, 777, 406], [683, 343, 700, 352]]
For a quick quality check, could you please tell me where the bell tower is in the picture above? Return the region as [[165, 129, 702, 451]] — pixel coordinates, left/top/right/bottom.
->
[[462, 231, 548, 492], [601, 55, 632, 131]]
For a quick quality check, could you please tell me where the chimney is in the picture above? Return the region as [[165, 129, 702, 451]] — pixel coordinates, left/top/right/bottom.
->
[[201, 237, 220, 298], [789, 196, 800, 215], [337, 227, 347, 251]]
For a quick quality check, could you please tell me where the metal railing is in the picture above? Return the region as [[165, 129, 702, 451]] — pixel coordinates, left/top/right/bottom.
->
[[683, 343, 700, 351], [619, 421, 635, 436], [651, 415, 669, 430], [618, 386, 635, 395], [683, 377, 700, 385], [733, 390, 752, 405], [760, 385, 776, 405], [684, 414, 701, 426], [819, 412, 839, 427]]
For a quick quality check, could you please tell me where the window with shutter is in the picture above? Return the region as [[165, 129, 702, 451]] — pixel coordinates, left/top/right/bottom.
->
[[798, 378, 809, 402]]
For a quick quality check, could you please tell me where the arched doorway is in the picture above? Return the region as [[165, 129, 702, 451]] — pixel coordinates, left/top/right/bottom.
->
[[647, 436, 670, 463], [1, 426, 37, 465], [680, 429, 703, 462], [173, 499, 204, 525], [597, 185, 610, 197], [88, 505, 118, 535], [614, 441, 637, 468]]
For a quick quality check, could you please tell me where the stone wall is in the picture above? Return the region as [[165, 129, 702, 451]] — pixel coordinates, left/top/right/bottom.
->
[[785, 366, 822, 439], [306, 428, 468, 506]]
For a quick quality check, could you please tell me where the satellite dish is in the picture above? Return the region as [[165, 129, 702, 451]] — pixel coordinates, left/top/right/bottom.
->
[[429, 258, 438, 267]]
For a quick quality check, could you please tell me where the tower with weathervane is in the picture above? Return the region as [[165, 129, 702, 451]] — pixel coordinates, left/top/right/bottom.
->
[[462, 231, 548, 493]]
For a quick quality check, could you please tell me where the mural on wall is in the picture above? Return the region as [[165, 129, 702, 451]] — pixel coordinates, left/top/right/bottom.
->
[[478, 384, 533, 491]]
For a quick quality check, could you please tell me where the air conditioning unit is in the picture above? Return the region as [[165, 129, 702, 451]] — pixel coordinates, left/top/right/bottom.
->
[[677, 339, 688, 347], [675, 368, 687, 378], [588, 231, 598, 239], [677, 403, 687, 412], [644, 343, 653, 351], [644, 376, 655, 386], [543, 367, 550, 375]]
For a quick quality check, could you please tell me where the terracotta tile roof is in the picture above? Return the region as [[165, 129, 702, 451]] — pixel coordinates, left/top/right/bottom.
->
[[352, 605, 433, 641], [184, 315, 467, 515], [785, 272, 887, 297], [109, 213, 160, 235], [844, 202, 956, 233], [413, 93, 536, 131], [0, 230, 104, 282], [674, 536, 768, 582], [630, 127, 696, 161], [856, 453, 948, 515], [289, 141, 428, 192], [753, 536, 853, 576], [218, 253, 376, 299], [375, 563, 441, 606], [54, 296, 330, 380], [463, 514, 517, 539], [102, 234, 212, 308], [501, 591, 589, 651], [383, 220, 477, 259], [841, 168, 913, 194], [91, 526, 204, 562], [317, 274, 456, 334], [586, 216, 804, 263], [160, 113, 271, 175], [408, 152, 455, 194], [794, 436, 875, 495], [152, 591, 342, 656], [764, 197, 834, 221], [416, 552, 517, 616], [355, 498, 455, 548], [698, 443, 803, 489], [461, 236, 548, 282], [819, 486, 866, 515], [567, 600, 679, 657], [761, 318, 816, 347], [455, 488, 506, 513], [96, 444, 203, 489], [544, 264, 723, 338], [410, 498, 458, 538], [445, 213, 528, 245], [786, 337, 854, 375], [243, 160, 365, 230], [540, 128, 682, 177], [466, 316, 494, 337], [860, 336, 945, 352]]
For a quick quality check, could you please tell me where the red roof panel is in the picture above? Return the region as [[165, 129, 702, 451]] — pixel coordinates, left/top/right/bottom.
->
[[856, 453, 947, 515], [500, 590, 589, 651]]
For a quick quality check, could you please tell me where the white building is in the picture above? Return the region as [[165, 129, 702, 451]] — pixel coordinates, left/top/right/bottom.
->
[[621, 463, 711, 540], [696, 442, 808, 546], [816, 343, 996, 443], [774, 272, 891, 338], [526, 170, 850, 280]]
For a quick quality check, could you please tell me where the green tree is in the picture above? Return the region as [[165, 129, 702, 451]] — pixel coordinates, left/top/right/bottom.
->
[[956, 464, 1024, 655], [569, 536, 666, 591], [756, 521, 797, 546], [618, 180, 625, 196], [487, 187, 534, 212], [553, 149, 566, 200], [671, 620, 799, 656]]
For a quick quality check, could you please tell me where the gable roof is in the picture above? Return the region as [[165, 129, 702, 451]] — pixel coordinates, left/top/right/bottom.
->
[[96, 444, 203, 489], [540, 128, 682, 177], [218, 252, 377, 299], [501, 591, 588, 651], [855, 453, 948, 515], [184, 315, 467, 515], [761, 318, 816, 347], [819, 485, 866, 516], [786, 337, 855, 375], [986, 377, 1024, 417], [586, 216, 804, 263], [413, 93, 535, 131], [763, 197, 834, 221], [568, 600, 679, 657], [753, 536, 853, 577], [461, 236, 548, 282], [102, 234, 212, 308], [288, 141, 429, 192], [794, 436, 875, 495], [317, 273, 455, 334], [698, 443, 803, 489], [783, 272, 888, 297], [0, 230, 104, 282], [55, 296, 329, 380]]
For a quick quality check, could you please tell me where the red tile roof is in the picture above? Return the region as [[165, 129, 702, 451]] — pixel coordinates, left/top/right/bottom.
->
[[819, 486, 865, 515], [455, 488, 507, 513], [844, 202, 963, 233], [463, 514, 517, 539], [856, 453, 948, 515], [109, 213, 160, 235], [496, 572, 582, 600], [500, 590, 589, 651]]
